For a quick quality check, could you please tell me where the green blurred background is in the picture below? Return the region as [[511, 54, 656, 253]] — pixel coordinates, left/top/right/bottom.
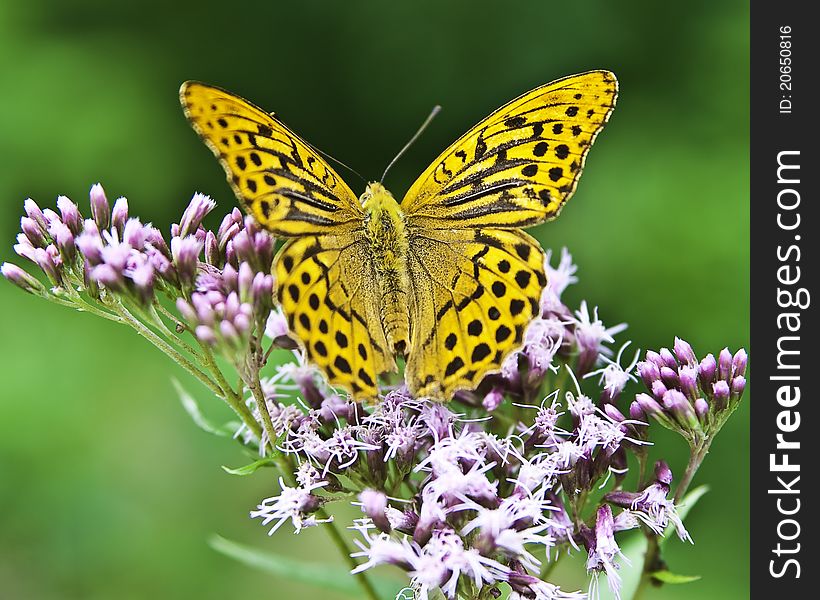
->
[[0, 0, 749, 598]]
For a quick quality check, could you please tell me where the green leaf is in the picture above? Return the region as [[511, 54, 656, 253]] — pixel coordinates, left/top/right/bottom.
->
[[222, 457, 276, 476], [173, 379, 232, 437], [650, 569, 701, 584], [209, 535, 401, 599]]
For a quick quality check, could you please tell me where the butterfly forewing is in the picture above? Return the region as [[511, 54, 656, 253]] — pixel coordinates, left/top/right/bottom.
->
[[180, 82, 363, 237], [401, 70, 617, 230], [405, 228, 546, 399]]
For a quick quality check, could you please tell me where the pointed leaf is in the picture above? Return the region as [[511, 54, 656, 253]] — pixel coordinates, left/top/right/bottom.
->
[[174, 379, 232, 437], [209, 535, 400, 599], [222, 457, 276, 476], [650, 569, 701, 584]]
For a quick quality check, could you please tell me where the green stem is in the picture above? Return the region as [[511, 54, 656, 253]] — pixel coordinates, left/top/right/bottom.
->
[[113, 301, 222, 398], [244, 361, 280, 455], [317, 507, 380, 600], [674, 438, 711, 504], [632, 535, 661, 600], [633, 437, 711, 600], [150, 301, 202, 357], [199, 343, 261, 438]]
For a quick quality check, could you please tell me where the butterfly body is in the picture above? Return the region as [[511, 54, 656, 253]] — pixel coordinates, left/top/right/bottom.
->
[[180, 70, 617, 402], [360, 182, 411, 356]]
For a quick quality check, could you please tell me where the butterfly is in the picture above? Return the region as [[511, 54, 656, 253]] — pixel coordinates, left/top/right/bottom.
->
[[180, 71, 617, 402]]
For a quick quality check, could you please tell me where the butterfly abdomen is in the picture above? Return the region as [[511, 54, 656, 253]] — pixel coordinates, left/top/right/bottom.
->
[[361, 183, 411, 356]]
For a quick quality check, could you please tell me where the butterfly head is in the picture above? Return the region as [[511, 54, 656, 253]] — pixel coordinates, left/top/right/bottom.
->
[[360, 182, 393, 207]]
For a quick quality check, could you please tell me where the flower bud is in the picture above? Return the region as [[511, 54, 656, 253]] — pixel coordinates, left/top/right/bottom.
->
[[673, 337, 697, 366], [171, 235, 202, 288], [252, 273, 274, 311], [482, 387, 504, 412], [718, 347, 733, 382], [732, 349, 748, 378], [145, 226, 171, 258], [111, 197, 129, 234], [645, 350, 665, 370], [20, 217, 46, 247], [636, 393, 664, 419], [238, 262, 254, 303], [33, 247, 61, 286], [56, 196, 82, 236], [359, 490, 391, 533], [205, 230, 219, 266], [662, 389, 698, 429], [654, 460, 673, 485], [89, 183, 110, 230], [2, 262, 46, 295], [195, 325, 217, 345], [24, 199, 48, 231], [123, 218, 148, 248], [678, 365, 698, 400], [659, 347, 678, 369], [659, 366, 679, 388], [603, 403, 625, 422], [178, 192, 216, 238], [698, 353, 716, 387], [731, 376, 746, 398], [712, 380, 730, 410], [637, 360, 660, 388], [650, 379, 668, 400], [50, 221, 76, 264]]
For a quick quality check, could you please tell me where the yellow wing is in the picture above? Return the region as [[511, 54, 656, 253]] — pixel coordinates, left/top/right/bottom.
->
[[405, 228, 546, 399], [401, 71, 617, 229], [180, 81, 363, 237], [275, 233, 396, 401]]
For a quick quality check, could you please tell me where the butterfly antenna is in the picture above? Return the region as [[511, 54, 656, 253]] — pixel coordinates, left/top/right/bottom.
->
[[306, 141, 368, 185], [381, 105, 442, 184]]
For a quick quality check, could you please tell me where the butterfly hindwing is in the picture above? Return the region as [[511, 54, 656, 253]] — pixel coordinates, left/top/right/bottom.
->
[[405, 228, 546, 399], [180, 81, 363, 237], [401, 70, 617, 230], [275, 234, 396, 400]]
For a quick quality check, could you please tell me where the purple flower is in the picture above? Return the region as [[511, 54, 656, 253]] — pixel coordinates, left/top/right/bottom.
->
[[573, 301, 627, 375], [176, 192, 216, 238], [358, 489, 391, 532], [250, 476, 330, 534], [605, 460, 692, 543], [482, 387, 505, 411], [584, 504, 624, 600]]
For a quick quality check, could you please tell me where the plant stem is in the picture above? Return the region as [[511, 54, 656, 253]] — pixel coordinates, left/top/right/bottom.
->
[[244, 362, 280, 455], [674, 438, 711, 504], [632, 437, 711, 599], [632, 535, 661, 600], [199, 343, 261, 438], [113, 301, 222, 398], [317, 507, 381, 600]]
